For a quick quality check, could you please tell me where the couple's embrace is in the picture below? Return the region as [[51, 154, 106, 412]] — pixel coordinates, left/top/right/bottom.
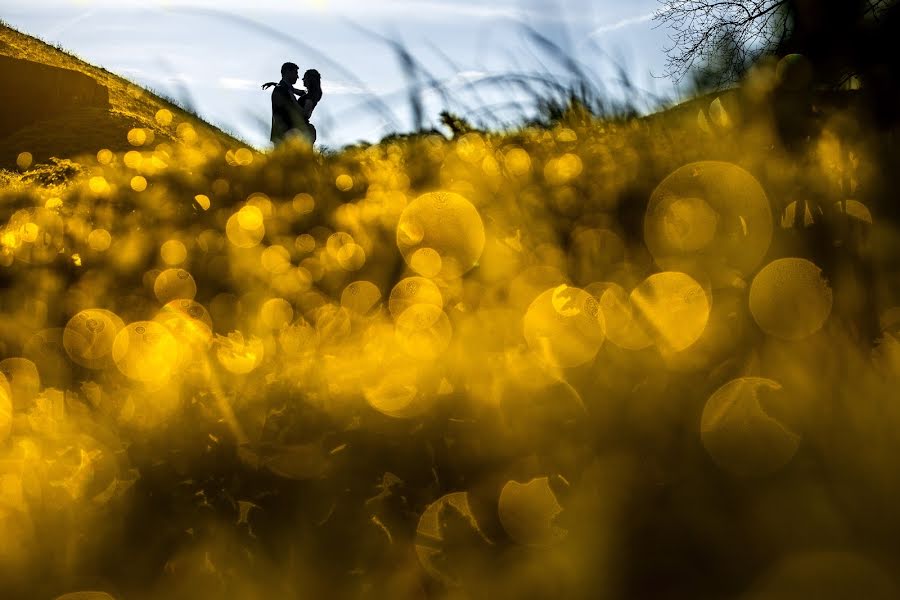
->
[[264, 62, 322, 148]]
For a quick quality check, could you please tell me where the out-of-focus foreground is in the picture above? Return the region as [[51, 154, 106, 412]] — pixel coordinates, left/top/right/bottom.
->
[[2, 18, 900, 600]]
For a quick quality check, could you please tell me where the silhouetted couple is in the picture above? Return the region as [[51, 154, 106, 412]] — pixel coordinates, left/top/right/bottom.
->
[[264, 62, 322, 148]]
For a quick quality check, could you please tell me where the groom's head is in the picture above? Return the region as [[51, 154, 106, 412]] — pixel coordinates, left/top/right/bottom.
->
[[281, 62, 300, 84]]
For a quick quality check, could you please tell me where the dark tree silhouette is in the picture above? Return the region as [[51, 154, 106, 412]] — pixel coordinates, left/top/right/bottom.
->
[[653, 0, 897, 89]]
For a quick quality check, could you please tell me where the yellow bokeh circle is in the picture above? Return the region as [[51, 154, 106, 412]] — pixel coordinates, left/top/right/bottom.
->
[[88, 229, 112, 252], [396, 190, 485, 279], [749, 258, 832, 340], [153, 268, 197, 303], [701, 377, 800, 477], [523, 284, 606, 368], [388, 276, 443, 319], [629, 271, 710, 353], [341, 281, 382, 316], [645, 161, 772, 275], [63, 309, 126, 370], [112, 321, 179, 383], [160, 239, 187, 265], [394, 304, 452, 359]]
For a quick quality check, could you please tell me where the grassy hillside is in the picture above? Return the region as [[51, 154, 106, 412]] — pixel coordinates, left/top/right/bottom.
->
[[0, 22, 245, 170], [0, 26, 899, 600]]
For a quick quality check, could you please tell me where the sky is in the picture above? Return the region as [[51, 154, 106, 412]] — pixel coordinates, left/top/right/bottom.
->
[[0, 0, 690, 150]]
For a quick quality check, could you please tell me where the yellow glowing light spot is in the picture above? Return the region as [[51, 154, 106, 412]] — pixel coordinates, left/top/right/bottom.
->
[[130, 175, 147, 192], [292, 193, 315, 214], [1, 231, 19, 249], [749, 258, 832, 340], [504, 147, 532, 176], [389, 277, 443, 319], [697, 109, 711, 133], [154, 299, 214, 363], [176, 122, 197, 143], [396, 190, 485, 279], [234, 148, 254, 166], [153, 268, 197, 303], [260, 298, 294, 329], [341, 281, 382, 316], [415, 492, 490, 587], [630, 272, 710, 353], [21, 223, 38, 243], [557, 153, 583, 179], [456, 132, 487, 163], [556, 127, 577, 142], [160, 239, 187, 265], [586, 282, 653, 351], [709, 97, 732, 128], [247, 193, 273, 216], [96, 148, 113, 164], [326, 232, 354, 257], [16, 152, 32, 170], [658, 196, 719, 252], [550, 284, 580, 316], [498, 477, 567, 546], [0, 357, 40, 405], [45, 197, 63, 210], [63, 309, 125, 370], [237, 205, 264, 230], [364, 366, 424, 418], [409, 247, 441, 278], [194, 194, 211, 211], [397, 218, 424, 246], [523, 285, 606, 368], [482, 154, 501, 177], [781, 200, 815, 228], [834, 199, 873, 224], [295, 234, 316, 253], [261, 245, 292, 274], [226, 213, 265, 249], [216, 331, 264, 374], [127, 128, 147, 146], [71, 253, 82, 266], [155, 108, 173, 126], [544, 153, 583, 186], [645, 162, 772, 275], [88, 229, 112, 252], [112, 321, 179, 383], [701, 377, 799, 477], [336, 242, 366, 271], [123, 150, 142, 169], [395, 304, 452, 359], [335, 174, 354, 191], [88, 176, 110, 195], [301, 257, 324, 282]]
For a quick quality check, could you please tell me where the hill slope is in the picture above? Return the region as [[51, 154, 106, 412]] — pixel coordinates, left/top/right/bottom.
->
[[0, 22, 246, 170]]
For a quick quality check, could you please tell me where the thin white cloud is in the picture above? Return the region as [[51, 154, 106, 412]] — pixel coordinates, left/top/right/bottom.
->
[[322, 80, 377, 95], [589, 11, 655, 37], [219, 77, 258, 90]]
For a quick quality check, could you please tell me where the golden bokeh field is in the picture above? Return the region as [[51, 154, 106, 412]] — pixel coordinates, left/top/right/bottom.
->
[[2, 31, 900, 600]]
